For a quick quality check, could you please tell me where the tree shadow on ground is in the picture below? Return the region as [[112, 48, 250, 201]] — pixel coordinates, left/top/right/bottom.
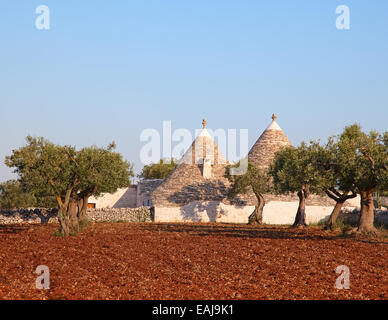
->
[[139, 223, 334, 241], [138, 223, 388, 244], [0, 225, 30, 234]]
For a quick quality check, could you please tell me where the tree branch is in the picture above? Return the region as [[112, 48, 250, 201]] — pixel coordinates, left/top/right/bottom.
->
[[360, 147, 375, 169], [325, 189, 340, 202], [329, 187, 342, 198], [343, 191, 357, 201]]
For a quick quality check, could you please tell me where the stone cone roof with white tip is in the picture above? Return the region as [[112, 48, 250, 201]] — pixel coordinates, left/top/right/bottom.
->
[[246, 114, 337, 206], [179, 126, 227, 166], [151, 116, 337, 209], [248, 114, 292, 170], [151, 119, 254, 207]]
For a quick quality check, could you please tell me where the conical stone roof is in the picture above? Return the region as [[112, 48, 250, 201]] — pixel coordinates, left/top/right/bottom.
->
[[179, 119, 227, 165], [248, 114, 292, 170], [151, 119, 254, 207], [151, 116, 336, 209]]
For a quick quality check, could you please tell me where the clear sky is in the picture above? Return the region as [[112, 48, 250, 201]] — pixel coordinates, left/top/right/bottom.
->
[[0, 1, 387, 181]]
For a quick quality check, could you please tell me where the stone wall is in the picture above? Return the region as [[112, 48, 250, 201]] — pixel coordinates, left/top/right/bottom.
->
[[154, 202, 387, 226], [154, 201, 256, 223], [263, 193, 360, 207], [87, 207, 151, 223], [153, 201, 340, 224], [0, 208, 58, 224], [2, 206, 386, 227], [378, 196, 388, 207], [336, 208, 388, 227], [136, 179, 164, 207], [0, 207, 152, 225]]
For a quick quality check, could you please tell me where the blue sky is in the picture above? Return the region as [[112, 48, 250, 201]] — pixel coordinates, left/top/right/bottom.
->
[[0, 1, 387, 181]]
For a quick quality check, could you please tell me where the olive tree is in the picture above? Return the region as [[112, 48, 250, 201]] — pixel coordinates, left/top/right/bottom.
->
[[270, 143, 327, 227], [138, 158, 177, 180], [0, 180, 36, 209], [334, 125, 388, 233], [308, 138, 357, 230], [5, 136, 134, 235], [225, 160, 271, 225]]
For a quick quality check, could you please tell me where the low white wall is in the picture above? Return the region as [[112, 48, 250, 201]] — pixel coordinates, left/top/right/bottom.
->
[[262, 201, 334, 225], [154, 201, 359, 225], [88, 187, 137, 209], [154, 201, 255, 224], [346, 195, 361, 208]]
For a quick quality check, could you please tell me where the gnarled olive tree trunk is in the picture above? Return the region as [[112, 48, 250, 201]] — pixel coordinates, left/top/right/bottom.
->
[[325, 202, 345, 230], [292, 185, 309, 228], [77, 194, 90, 223], [324, 189, 357, 230], [248, 192, 265, 225], [57, 189, 91, 236], [358, 190, 376, 233], [58, 200, 80, 236]]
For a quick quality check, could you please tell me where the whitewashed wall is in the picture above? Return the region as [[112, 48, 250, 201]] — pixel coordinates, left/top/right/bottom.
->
[[262, 201, 332, 225], [88, 187, 137, 208], [344, 195, 360, 208], [154, 201, 255, 223], [154, 200, 359, 225]]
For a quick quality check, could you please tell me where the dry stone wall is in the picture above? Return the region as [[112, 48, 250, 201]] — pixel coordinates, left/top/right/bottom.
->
[[0, 207, 386, 226], [0, 208, 58, 224], [88, 207, 151, 222], [337, 208, 388, 227], [0, 207, 152, 225]]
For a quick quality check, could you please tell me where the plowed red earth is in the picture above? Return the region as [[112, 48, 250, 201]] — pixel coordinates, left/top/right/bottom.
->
[[0, 223, 386, 300]]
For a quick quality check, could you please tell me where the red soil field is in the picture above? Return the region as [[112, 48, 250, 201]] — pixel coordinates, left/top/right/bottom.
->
[[0, 223, 386, 300]]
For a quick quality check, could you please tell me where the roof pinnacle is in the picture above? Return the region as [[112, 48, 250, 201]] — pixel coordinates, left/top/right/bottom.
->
[[272, 113, 277, 121], [202, 118, 207, 128]]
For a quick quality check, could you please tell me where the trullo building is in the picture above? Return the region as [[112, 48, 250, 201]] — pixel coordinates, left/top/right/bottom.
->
[[89, 115, 359, 223], [150, 115, 359, 224]]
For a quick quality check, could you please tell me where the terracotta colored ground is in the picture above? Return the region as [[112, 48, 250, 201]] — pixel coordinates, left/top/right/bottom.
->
[[0, 223, 386, 300]]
